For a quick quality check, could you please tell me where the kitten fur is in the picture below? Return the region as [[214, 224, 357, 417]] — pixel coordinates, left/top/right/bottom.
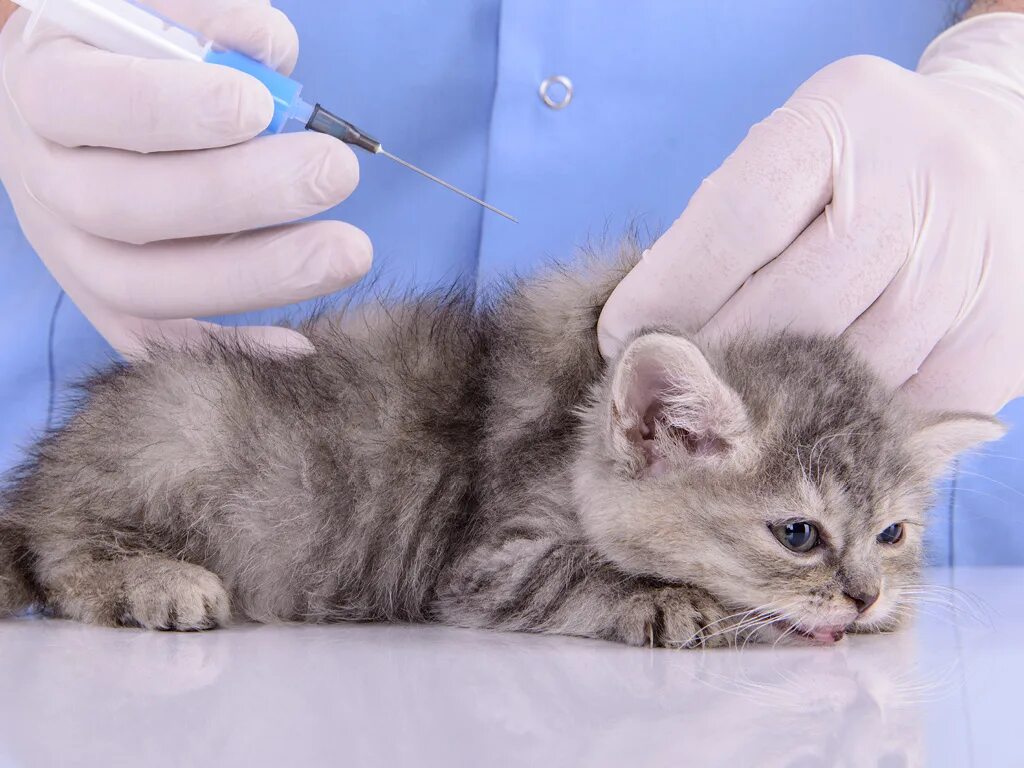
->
[[0, 244, 1004, 646]]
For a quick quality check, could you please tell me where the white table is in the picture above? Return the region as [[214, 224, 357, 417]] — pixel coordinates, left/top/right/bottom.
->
[[1, 567, 1021, 767]]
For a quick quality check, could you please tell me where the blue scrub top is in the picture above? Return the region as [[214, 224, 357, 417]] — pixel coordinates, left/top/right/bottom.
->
[[2, 0, 1022, 564]]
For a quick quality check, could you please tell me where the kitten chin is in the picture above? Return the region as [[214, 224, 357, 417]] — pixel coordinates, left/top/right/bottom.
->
[[0, 243, 1004, 647]]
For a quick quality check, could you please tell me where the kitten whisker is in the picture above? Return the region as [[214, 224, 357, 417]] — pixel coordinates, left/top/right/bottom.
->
[[955, 469, 1024, 500], [895, 583, 992, 625], [680, 599, 796, 648], [770, 622, 800, 650]]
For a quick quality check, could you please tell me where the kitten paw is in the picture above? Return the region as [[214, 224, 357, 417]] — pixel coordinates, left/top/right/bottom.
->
[[120, 560, 231, 631], [46, 555, 231, 631], [620, 586, 730, 649]]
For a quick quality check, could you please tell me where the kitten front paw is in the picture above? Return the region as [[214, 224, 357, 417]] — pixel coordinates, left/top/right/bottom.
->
[[121, 560, 231, 631], [617, 585, 730, 648], [49, 555, 232, 631]]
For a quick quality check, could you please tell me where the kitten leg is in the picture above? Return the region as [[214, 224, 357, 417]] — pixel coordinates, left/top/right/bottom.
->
[[437, 537, 732, 648], [39, 553, 231, 631]]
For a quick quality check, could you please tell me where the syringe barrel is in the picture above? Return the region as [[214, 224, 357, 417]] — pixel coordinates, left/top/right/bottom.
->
[[204, 49, 309, 133], [19, 0, 308, 133], [25, 0, 209, 60]]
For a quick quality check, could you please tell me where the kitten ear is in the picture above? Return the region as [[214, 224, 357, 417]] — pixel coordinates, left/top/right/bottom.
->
[[908, 411, 1006, 479], [609, 333, 751, 476]]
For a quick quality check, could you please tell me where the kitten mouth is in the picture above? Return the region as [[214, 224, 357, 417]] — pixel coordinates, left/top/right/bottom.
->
[[782, 621, 848, 645]]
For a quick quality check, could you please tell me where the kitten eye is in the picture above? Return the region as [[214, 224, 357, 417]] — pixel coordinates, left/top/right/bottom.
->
[[877, 523, 904, 545], [771, 521, 820, 553]]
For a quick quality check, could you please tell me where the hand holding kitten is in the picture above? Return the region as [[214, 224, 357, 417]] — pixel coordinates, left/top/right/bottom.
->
[[600, 12, 1024, 415]]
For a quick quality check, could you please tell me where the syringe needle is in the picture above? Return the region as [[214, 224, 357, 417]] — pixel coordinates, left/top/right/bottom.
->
[[304, 104, 517, 222], [378, 149, 519, 223]]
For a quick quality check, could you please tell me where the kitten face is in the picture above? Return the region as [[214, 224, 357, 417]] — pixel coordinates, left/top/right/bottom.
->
[[573, 332, 1004, 644]]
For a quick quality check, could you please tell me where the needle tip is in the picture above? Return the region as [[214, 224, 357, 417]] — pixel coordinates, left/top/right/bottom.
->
[[379, 149, 517, 223]]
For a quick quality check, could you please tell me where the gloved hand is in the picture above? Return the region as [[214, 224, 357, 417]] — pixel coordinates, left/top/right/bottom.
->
[[0, 0, 371, 357], [599, 13, 1024, 414]]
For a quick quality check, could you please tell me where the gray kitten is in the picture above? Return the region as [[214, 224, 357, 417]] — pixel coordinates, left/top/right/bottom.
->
[[0, 245, 1004, 647]]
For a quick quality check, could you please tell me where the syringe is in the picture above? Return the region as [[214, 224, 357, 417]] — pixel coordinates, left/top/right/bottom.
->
[[10, 0, 517, 222]]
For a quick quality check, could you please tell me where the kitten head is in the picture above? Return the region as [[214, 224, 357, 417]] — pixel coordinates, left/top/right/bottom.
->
[[573, 332, 1004, 644]]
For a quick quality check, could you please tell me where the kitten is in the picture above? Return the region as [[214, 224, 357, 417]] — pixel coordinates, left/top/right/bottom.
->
[[0, 246, 1004, 647]]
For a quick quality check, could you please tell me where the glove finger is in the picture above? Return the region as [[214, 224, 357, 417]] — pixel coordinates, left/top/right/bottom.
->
[[26, 132, 359, 244], [598, 103, 834, 358], [20, 225, 319, 359], [840, 238, 981, 392], [59, 219, 372, 320], [75, 297, 316, 360], [9, 35, 275, 152], [695, 204, 906, 347], [900, 324, 1024, 415], [899, 231, 1024, 415], [8, 154, 370, 321], [143, 0, 299, 74]]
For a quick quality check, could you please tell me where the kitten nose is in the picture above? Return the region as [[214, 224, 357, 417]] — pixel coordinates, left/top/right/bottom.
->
[[845, 589, 879, 614]]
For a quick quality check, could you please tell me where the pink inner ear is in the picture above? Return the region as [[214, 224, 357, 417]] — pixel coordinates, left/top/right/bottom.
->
[[614, 333, 750, 476], [640, 402, 730, 466]]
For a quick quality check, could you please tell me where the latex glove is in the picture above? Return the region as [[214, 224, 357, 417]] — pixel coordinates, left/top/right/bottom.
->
[[600, 13, 1024, 414], [0, 0, 371, 357]]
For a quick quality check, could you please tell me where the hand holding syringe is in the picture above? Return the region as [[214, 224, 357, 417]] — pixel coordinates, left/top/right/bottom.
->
[[10, 0, 515, 220], [0, 0, 373, 356], [0, 0, 512, 358]]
